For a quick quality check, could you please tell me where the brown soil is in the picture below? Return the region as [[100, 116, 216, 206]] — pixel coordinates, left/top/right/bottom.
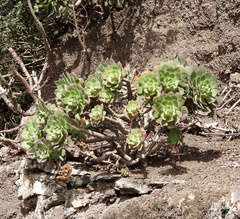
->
[[1, 0, 240, 218]]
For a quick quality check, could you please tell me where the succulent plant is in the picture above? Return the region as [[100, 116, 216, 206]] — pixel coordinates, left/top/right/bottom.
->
[[58, 84, 89, 114], [20, 58, 222, 167], [89, 104, 106, 126], [36, 101, 58, 128], [21, 120, 42, 150], [124, 100, 142, 120], [153, 59, 190, 96], [34, 139, 66, 164], [44, 110, 71, 147], [97, 59, 114, 73], [22, 118, 66, 164], [154, 58, 192, 75], [121, 166, 130, 177], [55, 74, 84, 104], [127, 129, 147, 151], [190, 67, 222, 112], [135, 72, 162, 101], [99, 87, 116, 104], [152, 92, 187, 128], [101, 62, 126, 91], [167, 128, 183, 149], [85, 74, 103, 98]]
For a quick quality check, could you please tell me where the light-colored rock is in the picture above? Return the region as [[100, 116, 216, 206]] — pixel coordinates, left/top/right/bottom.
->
[[43, 194, 65, 210], [207, 189, 240, 218], [115, 178, 152, 194], [67, 189, 91, 208], [33, 180, 57, 195]]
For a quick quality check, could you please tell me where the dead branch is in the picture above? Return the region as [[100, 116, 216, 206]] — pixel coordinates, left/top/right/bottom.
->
[[72, 0, 89, 77], [27, 0, 53, 90], [8, 48, 33, 87], [194, 121, 236, 133], [75, 0, 83, 8], [0, 137, 26, 152], [0, 124, 23, 134], [0, 75, 34, 116], [10, 64, 40, 102], [27, 0, 51, 55], [228, 98, 240, 113]]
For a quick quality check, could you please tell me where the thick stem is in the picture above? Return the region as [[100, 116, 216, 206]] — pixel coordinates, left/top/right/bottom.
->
[[122, 78, 133, 100], [104, 104, 131, 123], [76, 127, 125, 141], [104, 116, 130, 135], [79, 149, 142, 166]]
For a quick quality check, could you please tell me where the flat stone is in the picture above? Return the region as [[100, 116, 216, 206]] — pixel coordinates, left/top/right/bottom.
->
[[94, 174, 121, 181], [86, 182, 98, 191], [73, 175, 91, 187], [32, 180, 57, 196], [68, 189, 91, 208], [146, 180, 169, 188], [50, 206, 65, 219], [115, 179, 152, 194], [43, 194, 65, 210]]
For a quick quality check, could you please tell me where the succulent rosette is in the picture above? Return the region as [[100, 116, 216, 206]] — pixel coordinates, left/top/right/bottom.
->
[[89, 104, 106, 126], [153, 59, 190, 97], [58, 84, 89, 114], [154, 58, 192, 75], [190, 67, 222, 112], [97, 59, 114, 73], [152, 92, 187, 128], [21, 120, 42, 150], [101, 62, 126, 90], [127, 129, 147, 151], [135, 71, 162, 101], [167, 128, 183, 149], [55, 74, 84, 104], [36, 101, 58, 128], [99, 87, 116, 104], [85, 74, 103, 98], [124, 100, 142, 120], [34, 139, 66, 164], [44, 110, 71, 147]]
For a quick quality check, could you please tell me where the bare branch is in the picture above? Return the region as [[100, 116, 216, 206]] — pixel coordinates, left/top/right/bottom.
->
[[75, 0, 83, 8], [10, 65, 40, 102], [8, 48, 33, 87], [0, 137, 26, 152], [27, 0, 52, 90], [27, 0, 51, 55], [0, 73, 34, 116], [72, 0, 89, 77], [0, 124, 23, 134]]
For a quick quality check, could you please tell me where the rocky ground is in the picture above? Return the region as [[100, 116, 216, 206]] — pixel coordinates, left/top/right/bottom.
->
[[1, 123, 240, 218], [1, 0, 240, 218]]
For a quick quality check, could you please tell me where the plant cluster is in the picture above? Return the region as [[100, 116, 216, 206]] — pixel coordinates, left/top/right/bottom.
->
[[22, 58, 222, 166]]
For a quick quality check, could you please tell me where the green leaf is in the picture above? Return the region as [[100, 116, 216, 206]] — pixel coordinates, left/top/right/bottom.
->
[[67, 137, 73, 147]]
